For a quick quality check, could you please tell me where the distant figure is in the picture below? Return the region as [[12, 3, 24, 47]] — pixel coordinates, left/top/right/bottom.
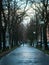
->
[[23, 43, 24, 46], [18, 41, 20, 46]]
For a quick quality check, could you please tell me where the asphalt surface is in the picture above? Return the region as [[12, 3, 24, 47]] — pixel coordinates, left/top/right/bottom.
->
[[0, 44, 49, 65]]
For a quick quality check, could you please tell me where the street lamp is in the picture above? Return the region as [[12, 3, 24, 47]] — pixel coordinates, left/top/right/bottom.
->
[[33, 31, 36, 34], [33, 31, 36, 47], [39, 20, 44, 47], [33, 31, 36, 41]]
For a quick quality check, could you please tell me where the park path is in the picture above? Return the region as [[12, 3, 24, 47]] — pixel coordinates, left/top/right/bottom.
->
[[0, 44, 49, 65]]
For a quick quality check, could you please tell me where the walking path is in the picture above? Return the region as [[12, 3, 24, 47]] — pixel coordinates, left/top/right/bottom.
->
[[0, 44, 49, 65]]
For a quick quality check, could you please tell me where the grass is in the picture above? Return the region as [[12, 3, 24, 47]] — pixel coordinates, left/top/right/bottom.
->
[[0, 46, 18, 58], [36, 45, 49, 55], [43, 50, 49, 55]]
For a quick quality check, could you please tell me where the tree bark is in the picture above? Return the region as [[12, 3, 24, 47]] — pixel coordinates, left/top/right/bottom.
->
[[0, 0, 2, 50], [43, 24, 48, 50], [2, 29, 6, 50]]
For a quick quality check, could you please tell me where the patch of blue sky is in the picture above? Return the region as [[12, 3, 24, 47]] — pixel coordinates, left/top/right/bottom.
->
[[17, 0, 26, 9], [34, 0, 41, 3]]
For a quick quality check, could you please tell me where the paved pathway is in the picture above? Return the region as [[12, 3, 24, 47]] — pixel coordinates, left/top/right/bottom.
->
[[0, 44, 49, 65]]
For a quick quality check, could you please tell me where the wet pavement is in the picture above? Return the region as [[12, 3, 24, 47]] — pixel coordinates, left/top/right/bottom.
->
[[0, 44, 49, 65]]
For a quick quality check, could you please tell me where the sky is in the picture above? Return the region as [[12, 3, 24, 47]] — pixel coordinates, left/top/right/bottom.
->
[[17, 0, 36, 25], [16, 0, 43, 26], [4, 0, 44, 26]]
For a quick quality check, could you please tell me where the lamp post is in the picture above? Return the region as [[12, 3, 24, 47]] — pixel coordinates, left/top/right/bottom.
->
[[33, 31, 36, 41], [39, 20, 44, 47], [33, 31, 36, 47]]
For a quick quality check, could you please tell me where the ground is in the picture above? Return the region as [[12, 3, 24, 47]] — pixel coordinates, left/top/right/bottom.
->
[[0, 44, 49, 65]]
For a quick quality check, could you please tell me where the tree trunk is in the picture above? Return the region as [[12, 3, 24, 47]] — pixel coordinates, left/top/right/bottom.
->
[[2, 29, 6, 50], [0, 0, 2, 50], [0, 15, 2, 50], [40, 26, 42, 47], [0, 31, 2, 50], [43, 24, 48, 50]]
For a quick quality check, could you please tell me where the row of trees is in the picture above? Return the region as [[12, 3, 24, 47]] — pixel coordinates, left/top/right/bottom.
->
[[0, 0, 30, 51], [26, 0, 49, 49], [0, 0, 49, 51]]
